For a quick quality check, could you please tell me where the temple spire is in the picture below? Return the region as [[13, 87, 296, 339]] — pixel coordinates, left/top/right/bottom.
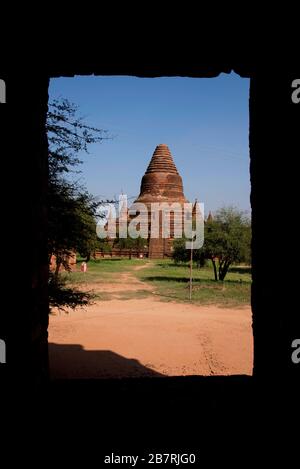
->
[[135, 144, 188, 204], [145, 144, 179, 174], [207, 211, 213, 222]]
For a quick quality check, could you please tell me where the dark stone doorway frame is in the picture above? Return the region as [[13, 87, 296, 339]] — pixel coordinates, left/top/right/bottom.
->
[[1, 63, 299, 385]]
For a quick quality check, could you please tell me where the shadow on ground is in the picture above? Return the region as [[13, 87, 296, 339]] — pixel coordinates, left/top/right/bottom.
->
[[142, 276, 251, 285], [49, 343, 164, 379], [229, 266, 252, 275]]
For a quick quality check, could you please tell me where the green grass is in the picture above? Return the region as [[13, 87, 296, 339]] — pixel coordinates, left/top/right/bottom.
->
[[61, 258, 148, 285], [61, 258, 251, 307], [134, 260, 251, 307]]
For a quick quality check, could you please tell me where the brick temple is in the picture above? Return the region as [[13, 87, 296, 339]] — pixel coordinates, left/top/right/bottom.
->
[[133, 144, 189, 258], [103, 144, 188, 259], [102, 144, 190, 259]]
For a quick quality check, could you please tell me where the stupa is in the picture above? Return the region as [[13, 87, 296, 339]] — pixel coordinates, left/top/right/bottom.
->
[[132, 144, 189, 258], [134, 144, 188, 206]]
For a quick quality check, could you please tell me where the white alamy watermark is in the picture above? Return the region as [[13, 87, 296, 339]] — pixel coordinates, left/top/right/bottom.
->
[[96, 195, 204, 249], [0, 338, 6, 363], [291, 339, 300, 364], [291, 79, 300, 104], [0, 79, 6, 103]]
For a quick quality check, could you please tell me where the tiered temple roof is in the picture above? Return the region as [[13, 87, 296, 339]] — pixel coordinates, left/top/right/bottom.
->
[[134, 144, 188, 205]]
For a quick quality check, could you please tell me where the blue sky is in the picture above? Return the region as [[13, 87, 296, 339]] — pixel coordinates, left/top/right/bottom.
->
[[49, 73, 250, 214]]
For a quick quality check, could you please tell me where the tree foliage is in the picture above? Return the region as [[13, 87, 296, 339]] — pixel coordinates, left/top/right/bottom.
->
[[172, 238, 190, 264], [172, 207, 251, 281], [47, 98, 110, 308], [203, 207, 251, 281], [47, 98, 109, 179], [172, 238, 205, 267], [47, 99, 109, 271], [48, 272, 96, 312], [114, 235, 146, 259]]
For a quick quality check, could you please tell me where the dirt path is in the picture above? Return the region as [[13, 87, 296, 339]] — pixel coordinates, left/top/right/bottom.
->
[[83, 263, 154, 297], [49, 264, 253, 378]]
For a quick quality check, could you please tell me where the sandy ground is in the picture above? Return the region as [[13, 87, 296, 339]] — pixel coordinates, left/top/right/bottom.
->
[[85, 266, 154, 295], [49, 266, 253, 378]]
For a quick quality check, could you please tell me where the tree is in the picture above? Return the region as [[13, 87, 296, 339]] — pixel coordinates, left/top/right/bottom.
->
[[203, 207, 251, 281], [47, 99, 110, 271], [47, 98, 110, 308], [173, 237, 206, 267], [172, 238, 189, 263], [114, 234, 146, 259], [48, 182, 100, 277], [48, 271, 94, 312], [47, 98, 109, 179]]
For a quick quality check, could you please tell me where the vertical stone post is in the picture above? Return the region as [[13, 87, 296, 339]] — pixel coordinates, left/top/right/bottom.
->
[[250, 72, 299, 380], [1, 73, 50, 386]]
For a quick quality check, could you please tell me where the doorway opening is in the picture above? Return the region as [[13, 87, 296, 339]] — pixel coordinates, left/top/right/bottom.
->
[[47, 73, 253, 379]]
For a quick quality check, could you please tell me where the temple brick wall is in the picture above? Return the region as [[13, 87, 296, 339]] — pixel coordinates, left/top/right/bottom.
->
[[132, 144, 189, 258]]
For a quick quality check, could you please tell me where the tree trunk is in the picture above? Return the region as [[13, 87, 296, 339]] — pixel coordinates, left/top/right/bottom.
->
[[211, 259, 218, 281], [218, 259, 225, 280], [219, 262, 230, 281]]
